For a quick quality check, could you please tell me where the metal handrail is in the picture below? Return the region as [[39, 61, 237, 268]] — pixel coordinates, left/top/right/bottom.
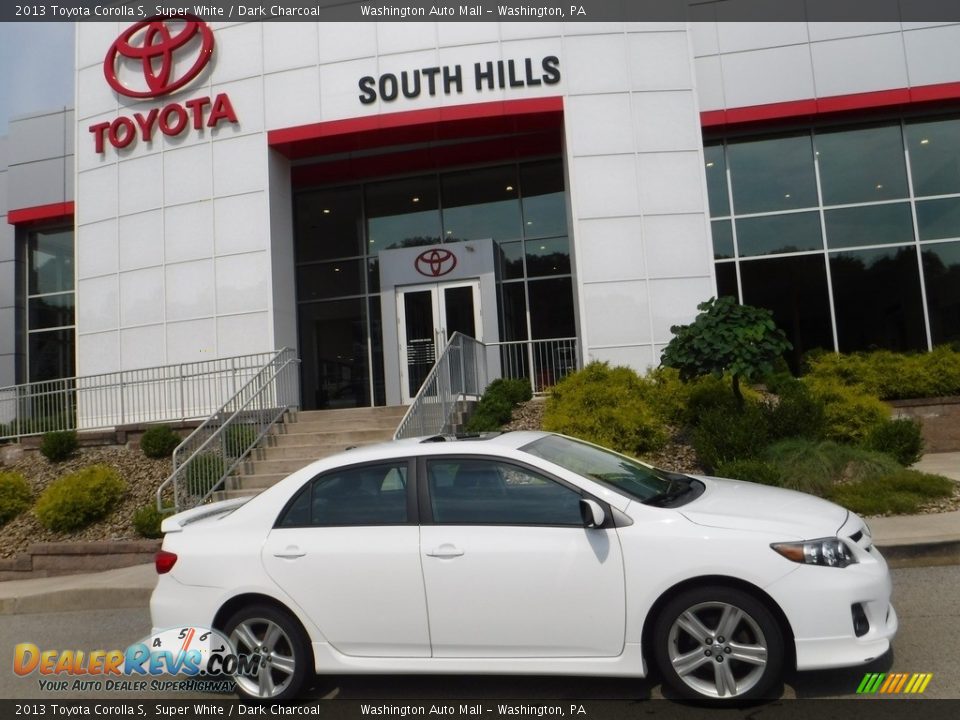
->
[[487, 337, 580, 395], [394, 332, 489, 440], [0, 350, 287, 442], [156, 348, 300, 513]]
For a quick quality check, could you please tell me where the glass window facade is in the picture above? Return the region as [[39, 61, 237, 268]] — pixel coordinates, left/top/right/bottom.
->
[[706, 113, 960, 359], [26, 228, 75, 382], [294, 158, 574, 409]]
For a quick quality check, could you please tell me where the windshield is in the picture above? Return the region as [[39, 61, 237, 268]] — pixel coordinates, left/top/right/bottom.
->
[[521, 434, 678, 502]]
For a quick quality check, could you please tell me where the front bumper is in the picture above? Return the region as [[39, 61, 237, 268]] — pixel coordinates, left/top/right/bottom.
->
[[766, 542, 897, 671]]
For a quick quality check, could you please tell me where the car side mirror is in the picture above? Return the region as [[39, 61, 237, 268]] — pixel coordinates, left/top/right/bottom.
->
[[579, 498, 605, 529]]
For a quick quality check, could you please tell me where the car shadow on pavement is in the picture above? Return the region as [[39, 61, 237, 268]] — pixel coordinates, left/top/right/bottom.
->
[[786, 648, 895, 698]]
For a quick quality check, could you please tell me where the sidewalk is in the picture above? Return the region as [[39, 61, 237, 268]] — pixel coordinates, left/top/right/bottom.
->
[[0, 454, 957, 615]]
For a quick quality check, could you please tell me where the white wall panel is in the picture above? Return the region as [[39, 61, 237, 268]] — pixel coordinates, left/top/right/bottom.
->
[[318, 21, 377, 64], [209, 23, 263, 85], [217, 313, 271, 357], [586, 344, 656, 374], [76, 166, 118, 225], [806, 21, 902, 42], [212, 135, 266, 198], [627, 31, 693, 91], [76, 331, 119, 376], [715, 20, 809, 54], [643, 214, 712, 279], [165, 260, 216, 321], [810, 33, 907, 98], [438, 22, 499, 47], [118, 154, 162, 216], [120, 324, 166, 370], [77, 275, 119, 333], [264, 67, 322, 130], [720, 44, 815, 108], [582, 281, 651, 347], [264, 23, 320, 74], [165, 201, 214, 264], [118, 210, 164, 271], [76, 65, 117, 121], [638, 151, 705, 215], [688, 22, 719, 57], [570, 155, 640, 219], [119, 267, 165, 327], [77, 22, 120, 70], [215, 192, 268, 256], [694, 56, 725, 112], [904, 24, 960, 88], [317, 57, 380, 121], [215, 253, 270, 315], [575, 217, 646, 283], [163, 144, 213, 207], [376, 22, 437, 56], [563, 34, 630, 94], [166, 319, 217, 364], [499, 23, 562, 41], [77, 219, 118, 280], [633, 91, 700, 153], [214, 77, 265, 138], [649, 277, 715, 342], [564, 94, 635, 156]]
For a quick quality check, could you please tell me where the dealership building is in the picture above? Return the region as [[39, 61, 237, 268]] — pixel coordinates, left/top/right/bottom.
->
[[3, 17, 960, 418]]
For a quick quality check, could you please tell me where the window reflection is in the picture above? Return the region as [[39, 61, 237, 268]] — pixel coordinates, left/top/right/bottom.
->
[[525, 237, 570, 277], [824, 203, 913, 249], [906, 116, 960, 197], [816, 124, 907, 205], [921, 241, 960, 345], [29, 229, 74, 295], [366, 175, 441, 255], [441, 166, 522, 242], [714, 262, 738, 300], [736, 212, 822, 257], [711, 220, 734, 259], [295, 187, 363, 262], [728, 134, 818, 214], [829, 247, 926, 353], [297, 299, 370, 410], [916, 197, 960, 241], [520, 161, 567, 239]]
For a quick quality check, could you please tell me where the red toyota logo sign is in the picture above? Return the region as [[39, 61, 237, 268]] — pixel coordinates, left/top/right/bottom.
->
[[415, 248, 458, 277], [104, 16, 214, 99]]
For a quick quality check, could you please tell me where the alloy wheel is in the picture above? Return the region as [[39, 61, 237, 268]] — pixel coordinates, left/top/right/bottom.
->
[[229, 616, 298, 699]]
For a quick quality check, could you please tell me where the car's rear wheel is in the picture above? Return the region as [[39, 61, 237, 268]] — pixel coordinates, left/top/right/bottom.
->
[[652, 586, 784, 701], [223, 604, 311, 701]]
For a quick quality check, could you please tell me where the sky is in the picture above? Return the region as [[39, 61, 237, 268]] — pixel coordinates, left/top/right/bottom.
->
[[0, 23, 75, 135]]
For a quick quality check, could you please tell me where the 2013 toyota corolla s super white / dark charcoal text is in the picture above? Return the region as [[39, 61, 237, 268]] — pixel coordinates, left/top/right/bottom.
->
[[150, 431, 897, 701]]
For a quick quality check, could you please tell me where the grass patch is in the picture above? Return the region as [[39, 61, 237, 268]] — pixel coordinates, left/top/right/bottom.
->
[[762, 439, 901, 496], [827, 470, 955, 516]]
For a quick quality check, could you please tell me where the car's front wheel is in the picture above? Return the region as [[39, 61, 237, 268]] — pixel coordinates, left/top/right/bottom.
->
[[652, 586, 784, 701], [223, 604, 312, 701]]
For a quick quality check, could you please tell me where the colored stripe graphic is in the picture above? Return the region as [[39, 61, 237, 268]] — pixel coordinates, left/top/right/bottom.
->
[[858, 672, 932, 694]]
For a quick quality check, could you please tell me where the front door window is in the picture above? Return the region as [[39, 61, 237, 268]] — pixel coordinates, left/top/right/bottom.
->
[[397, 281, 481, 403]]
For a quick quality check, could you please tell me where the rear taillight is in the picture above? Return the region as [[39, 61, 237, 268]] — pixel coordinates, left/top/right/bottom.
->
[[155, 550, 178, 574]]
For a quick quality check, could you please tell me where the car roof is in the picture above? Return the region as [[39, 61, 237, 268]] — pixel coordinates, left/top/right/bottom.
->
[[351, 430, 552, 459]]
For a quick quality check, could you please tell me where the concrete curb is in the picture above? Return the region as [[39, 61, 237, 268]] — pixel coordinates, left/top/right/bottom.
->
[[877, 540, 960, 568], [0, 587, 154, 615]]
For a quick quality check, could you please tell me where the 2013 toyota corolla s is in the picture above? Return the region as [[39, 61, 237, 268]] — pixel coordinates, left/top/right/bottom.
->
[[150, 431, 897, 702]]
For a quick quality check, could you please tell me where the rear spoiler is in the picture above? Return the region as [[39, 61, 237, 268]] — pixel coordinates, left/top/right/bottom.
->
[[161, 496, 254, 534]]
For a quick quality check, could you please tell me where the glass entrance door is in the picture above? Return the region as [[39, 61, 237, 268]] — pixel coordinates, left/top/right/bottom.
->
[[397, 280, 482, 403]]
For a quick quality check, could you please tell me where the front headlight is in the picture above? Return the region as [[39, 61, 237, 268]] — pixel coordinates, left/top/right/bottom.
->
[[771, 537, 858, 568]]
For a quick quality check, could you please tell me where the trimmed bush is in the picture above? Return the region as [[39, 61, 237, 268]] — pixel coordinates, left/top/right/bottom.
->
[[34, 465, 126, 532], [863, 418, 924, 467], [465, 378, 533, 432], [827, 470, 954, 516], [132, 504, 164, 539], [804, 378, 889, 444], [0, 471, 32, 526], [805, 346, 960, 400], [762, 439, 900, 497], [39, 430, 78, 462], [713, 459, 783, 487], [485, 377, 533, 406], [224, 424, 259, 458], [543, 362, 667, 456], [690, 400, 769, 472], [763, 380, 826, 442], [185, 453, 225, 497], [140, 425, 181, 459]]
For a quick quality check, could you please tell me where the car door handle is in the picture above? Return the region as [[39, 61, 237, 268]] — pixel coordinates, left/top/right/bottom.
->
[[426, 544, 465, 559], [273, 546, 306, 559]]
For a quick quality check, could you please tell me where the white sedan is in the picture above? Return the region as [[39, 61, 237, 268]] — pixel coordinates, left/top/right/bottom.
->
[[151, 431, 897, 702]]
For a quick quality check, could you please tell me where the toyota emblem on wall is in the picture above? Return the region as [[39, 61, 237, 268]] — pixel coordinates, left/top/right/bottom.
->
[[415, 248, 458, 277], [104, 15, 215, 99]]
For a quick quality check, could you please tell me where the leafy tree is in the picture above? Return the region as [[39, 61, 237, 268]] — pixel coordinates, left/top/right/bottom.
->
[[660, 297, 792, 407]]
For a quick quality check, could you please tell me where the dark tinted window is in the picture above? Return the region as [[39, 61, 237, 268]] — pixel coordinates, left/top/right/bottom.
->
[[426, 459, 581, 525], [278, 462, 408, 527]]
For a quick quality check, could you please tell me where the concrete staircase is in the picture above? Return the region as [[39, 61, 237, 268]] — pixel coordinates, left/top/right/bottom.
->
[[222, 406, 408, 499]]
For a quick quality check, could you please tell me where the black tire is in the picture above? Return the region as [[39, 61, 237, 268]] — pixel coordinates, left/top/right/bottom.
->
[[223, 603, 312, 701], [652, 585, 784, 701]]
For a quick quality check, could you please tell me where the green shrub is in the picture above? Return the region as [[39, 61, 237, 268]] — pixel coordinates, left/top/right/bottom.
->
[[34, 465, 126, 532], [804, 346, 960, 400], [690, 400, 769, 472], [713, 459, 783, 487], [863, 418, 924, 467], [39, 430, 78, 462], [763, 380, 825, 442], [140, 425, 181, 459], [485, 377, 533, 406], [0, 471, 32, 526], [132, 504, 164, 539], [543, 362, 667, 456], [184, 453, 226, 497], [465, 378, 534, 432], [762, 439, 901, 497], [827, 470, 955, 516], [804, 378, 889, 444], [223, 424, 259, 458]]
